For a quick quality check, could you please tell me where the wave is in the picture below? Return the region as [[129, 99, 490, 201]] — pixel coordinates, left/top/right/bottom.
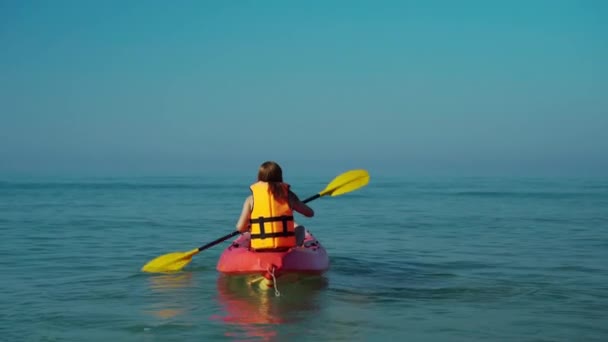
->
[[0, 181, 241, 191], [450, 191, 607, 199]]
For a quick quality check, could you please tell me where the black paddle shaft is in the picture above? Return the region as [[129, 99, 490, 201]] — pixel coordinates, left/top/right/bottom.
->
[[197, 230, 240, 252], [302, 194, 320, 203]]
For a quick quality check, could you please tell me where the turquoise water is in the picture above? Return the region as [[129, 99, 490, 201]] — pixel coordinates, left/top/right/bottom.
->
[[2, 175, 608, 341]]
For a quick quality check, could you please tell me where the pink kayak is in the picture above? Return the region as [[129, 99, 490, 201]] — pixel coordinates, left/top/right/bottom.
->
[[216, 230, 329, 282]]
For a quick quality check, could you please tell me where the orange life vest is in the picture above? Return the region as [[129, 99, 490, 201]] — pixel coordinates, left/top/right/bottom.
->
[[249, 181, 295, 250]]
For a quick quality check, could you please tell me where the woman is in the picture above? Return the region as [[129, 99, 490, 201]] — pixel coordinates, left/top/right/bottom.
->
[[236, 161, 314, 250]]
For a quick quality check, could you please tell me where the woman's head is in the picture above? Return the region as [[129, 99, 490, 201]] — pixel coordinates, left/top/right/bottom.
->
[[257, 161, 283, 182]]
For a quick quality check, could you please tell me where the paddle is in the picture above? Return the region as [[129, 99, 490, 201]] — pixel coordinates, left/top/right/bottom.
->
[[140, 169, 370, 273]]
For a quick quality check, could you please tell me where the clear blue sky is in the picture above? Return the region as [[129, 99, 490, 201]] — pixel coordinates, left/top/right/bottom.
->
[[1, 0, 607, 177]]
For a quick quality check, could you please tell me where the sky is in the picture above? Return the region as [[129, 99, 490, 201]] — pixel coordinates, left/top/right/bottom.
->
[[1, 0, 607, 177]]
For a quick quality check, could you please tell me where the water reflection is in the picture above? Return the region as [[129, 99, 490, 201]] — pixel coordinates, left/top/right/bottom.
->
[[147, 272, 195, 290], [213, 275, 328, 341], [144, 272, 196, 320]]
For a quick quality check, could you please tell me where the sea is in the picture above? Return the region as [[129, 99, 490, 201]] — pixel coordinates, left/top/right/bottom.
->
[[1, 173, 607, 341]]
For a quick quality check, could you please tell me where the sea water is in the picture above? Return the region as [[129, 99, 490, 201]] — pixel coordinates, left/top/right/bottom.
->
[[1, 175, 607, 341]]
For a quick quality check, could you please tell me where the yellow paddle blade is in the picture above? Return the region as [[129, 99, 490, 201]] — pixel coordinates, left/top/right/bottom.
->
[[320, 169, 370, 197], [141, 248, 199, 273]]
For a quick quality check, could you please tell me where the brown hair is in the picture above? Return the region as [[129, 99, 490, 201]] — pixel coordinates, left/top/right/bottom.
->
[[257, 161, 288, 202]]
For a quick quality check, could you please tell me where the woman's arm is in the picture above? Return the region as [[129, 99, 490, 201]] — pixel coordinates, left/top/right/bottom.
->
[[289, 191, 314, 217], [235, 196, 253, 232]]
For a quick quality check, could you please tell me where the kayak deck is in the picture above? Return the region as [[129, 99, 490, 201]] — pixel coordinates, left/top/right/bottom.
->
[[216, 230, 329, 277]]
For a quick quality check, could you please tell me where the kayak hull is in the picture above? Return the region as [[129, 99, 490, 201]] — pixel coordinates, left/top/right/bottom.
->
[[216, 231, 329, 278]]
